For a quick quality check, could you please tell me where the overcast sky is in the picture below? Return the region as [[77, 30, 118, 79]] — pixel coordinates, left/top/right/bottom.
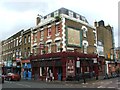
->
[[0, 0, 119, 47]]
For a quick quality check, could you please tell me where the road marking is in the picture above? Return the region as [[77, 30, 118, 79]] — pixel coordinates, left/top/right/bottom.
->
[[97, 86, 105, 88], [110, 81, 112, 83], [107, 87, 115, 88], [117, 82, 120, 84], [82, 83, 88, 84], [24, 85, 31, 87], [16, 83, 31, 87]]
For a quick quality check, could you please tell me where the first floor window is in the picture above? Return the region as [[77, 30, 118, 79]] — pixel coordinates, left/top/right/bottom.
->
[[56, 42, 60, 52], [83, 43, 87, 54], [47, 28, 51, 37], [34, 48, 37, 56], [48, 44, 51, 53]]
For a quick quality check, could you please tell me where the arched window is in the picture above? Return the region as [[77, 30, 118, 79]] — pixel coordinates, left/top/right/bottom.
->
[[81, 26, 88, 38], [82, 40, 88, 54]]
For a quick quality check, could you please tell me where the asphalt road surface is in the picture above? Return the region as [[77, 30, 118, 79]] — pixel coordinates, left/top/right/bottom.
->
[[1, 77, 120, 89]]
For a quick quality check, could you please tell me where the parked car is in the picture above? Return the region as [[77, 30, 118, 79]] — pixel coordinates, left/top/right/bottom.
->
[[5, 73, 21, 81]]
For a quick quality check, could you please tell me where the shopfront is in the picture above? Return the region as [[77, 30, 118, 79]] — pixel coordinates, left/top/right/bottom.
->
[[22, 60, 32, 79], [30, 51, 98, 81]]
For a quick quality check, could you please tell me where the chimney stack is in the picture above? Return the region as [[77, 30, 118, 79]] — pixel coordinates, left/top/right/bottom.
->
[[94, 21, 98, 27], [36, 14, 41, 25], [98, 20, 105, 26]]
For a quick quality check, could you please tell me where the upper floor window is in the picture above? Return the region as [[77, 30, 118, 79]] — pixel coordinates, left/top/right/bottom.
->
[[48, 43, 51, 53], [47, 28, 51, 37], [19, 37, 22, 45], [34, 33, 37, 43], [13, 50, 15, 57], [16, 38, 18, 46], [47, 14, 51, 18], [34, 48, 37, 56], [76, 14, 80, 20], [83, 29, 87, 37], [56, 41, 60, 52], [19, 50, 21, 56], [24, 48, 27, 58], [69, 11, 73, 17], [14, 39, 16, 47], [55, 24, 61, 35], [81, 16, 86, 22], [54, 10, 59, 17], [82, 40, 88, 54], [28, 47, 30, 56], [40, 31, 44, 40], [83, 43, 87, 54], [28, 35, 31, 43], [24, 36, 26, 44], [82, 26, 88, 38]]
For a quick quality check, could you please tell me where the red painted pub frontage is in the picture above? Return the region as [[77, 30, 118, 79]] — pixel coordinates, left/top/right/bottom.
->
[[30, 51, 99, 81]]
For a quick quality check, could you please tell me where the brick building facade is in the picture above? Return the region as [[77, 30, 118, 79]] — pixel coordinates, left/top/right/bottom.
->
[[30, 8, 98, 81], [1, 8, 116, 81], [1, 30, 24, 75]]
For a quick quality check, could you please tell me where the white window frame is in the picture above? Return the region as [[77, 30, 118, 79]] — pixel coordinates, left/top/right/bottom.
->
[[56, 41, 60, 52], [13, 50, 15, 57], [81, 16, 86, 22], [40, 31, 44, 40], [69, 11, 73, 17], [55, 24, 60, 36], [19, 50, 21, 56], [28, 35, 31, 43], [54, 10, 59, 17], [82, 26, 88, 38], [48, 44, 51, 53], [83, 43, 87, 54], [41, 49, 44, 55], [14, 39, 16, 47], [24, 36, 26, 44], [47, 14, 51, 19], [34, 33, 37, 43], [16, 38, 18, 46], [83, 29, 87, 37], [19, 37, 22, 45], [34, 48, 37, 56], [47, 28, 51, 38], [76, 14, 80, 19]]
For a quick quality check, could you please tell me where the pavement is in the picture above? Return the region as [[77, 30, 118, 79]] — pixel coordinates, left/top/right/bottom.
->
[[21, 75, 105, 84]]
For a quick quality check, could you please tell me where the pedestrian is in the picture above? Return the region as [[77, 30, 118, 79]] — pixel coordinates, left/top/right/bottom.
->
[[26, 70, 28, 80], [2, 73, 4, 84], [46, 73, 49, 82], [82, 73, 86, 83]]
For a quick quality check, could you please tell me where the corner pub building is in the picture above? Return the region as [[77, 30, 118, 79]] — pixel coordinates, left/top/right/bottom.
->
[[30, 8, 99, 81]]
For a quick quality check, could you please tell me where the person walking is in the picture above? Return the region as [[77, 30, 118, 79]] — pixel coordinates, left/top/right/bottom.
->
[[2, 73, 4, 84]]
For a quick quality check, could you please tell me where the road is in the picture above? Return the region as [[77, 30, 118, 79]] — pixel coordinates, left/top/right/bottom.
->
[[1, 77, 120, 89]]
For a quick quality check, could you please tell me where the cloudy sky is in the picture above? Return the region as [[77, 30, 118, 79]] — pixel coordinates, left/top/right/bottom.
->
[[0, 0, 119, 47]]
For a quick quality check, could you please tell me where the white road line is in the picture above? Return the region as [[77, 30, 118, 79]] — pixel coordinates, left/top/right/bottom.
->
[[117, 82, 120, 84], [24, 84, 31, 87], [83, 86, 86, 87], [107, 87, 115, 88], [97, 86, 105, 88], [16, 83, 31, 87], [82, 83, 88, 84], [110, 81, 113, 83]]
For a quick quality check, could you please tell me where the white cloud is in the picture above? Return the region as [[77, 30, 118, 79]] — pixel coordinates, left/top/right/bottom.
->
[[0, 0, 118, 47]]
